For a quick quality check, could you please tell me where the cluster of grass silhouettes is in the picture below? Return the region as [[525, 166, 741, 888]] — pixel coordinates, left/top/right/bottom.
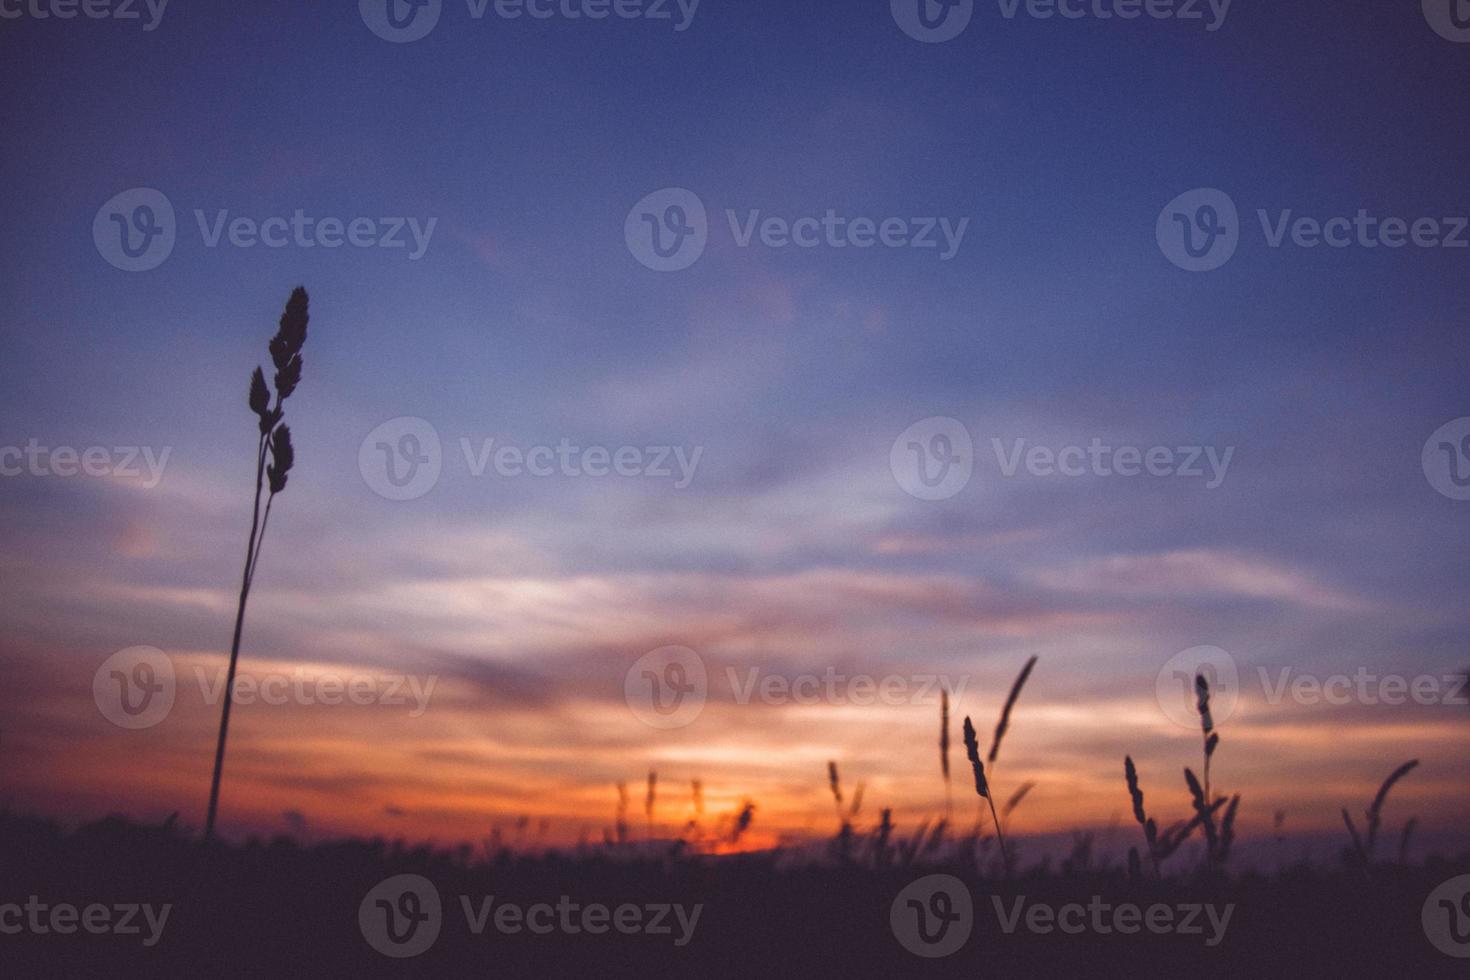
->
[[576, 655, 1435, 886]]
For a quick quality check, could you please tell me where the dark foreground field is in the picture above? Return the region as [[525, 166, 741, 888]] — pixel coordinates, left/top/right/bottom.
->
[[2, 812, 1466, 978]]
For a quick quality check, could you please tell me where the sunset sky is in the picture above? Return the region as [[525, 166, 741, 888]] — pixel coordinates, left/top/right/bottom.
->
[[1, 2, 1467, 860]]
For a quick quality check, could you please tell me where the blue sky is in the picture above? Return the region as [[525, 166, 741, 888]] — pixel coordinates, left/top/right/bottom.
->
[[0, 1, 1467, 846]]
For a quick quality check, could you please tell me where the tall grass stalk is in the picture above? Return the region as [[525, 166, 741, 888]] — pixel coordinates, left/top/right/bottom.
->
[[963, 716, 1009, 877], [987, 655, 1037, 777], [940, 686, 952, 822], [204, 287, 308, 842]]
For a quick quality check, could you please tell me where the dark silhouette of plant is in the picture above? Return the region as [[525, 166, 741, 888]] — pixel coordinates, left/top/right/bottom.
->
[[922, 819, 948, 859], [1365, 759, 1418, 855], [1343, 759, 1419, 867], [1125, 755, 1159, 873], [939, 686, 951, 821], [826, 761, 867, 863], [1182, 672, 1240, 872], [729, 800, 755, 845], [1398, 817, 1417, 866], [1002, 781, 1036, 821], [204, 287, 309, 841], [615, 782, 629, 846], [1196, 672, 1218, 802], [875, 809, 897, 866], [988, 655, 1037, 770], [1125, 754, 1222, 876], [963, 715, 1009, 876], [645, 770, 657, 840], [1185, 767, 1219, 869], [827, 761, 851, 833]]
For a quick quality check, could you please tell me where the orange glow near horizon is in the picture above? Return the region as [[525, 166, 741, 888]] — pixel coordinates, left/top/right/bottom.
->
[[5, 644, 1465, 860]]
